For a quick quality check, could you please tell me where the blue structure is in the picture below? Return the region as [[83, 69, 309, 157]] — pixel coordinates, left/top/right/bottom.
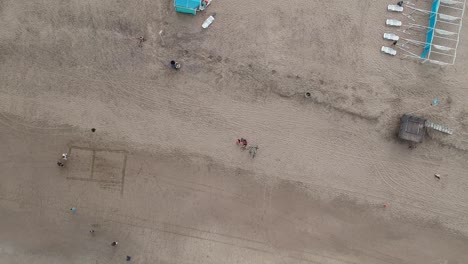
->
[[421, 0, 440, 59], [174, 0, 201, 15]]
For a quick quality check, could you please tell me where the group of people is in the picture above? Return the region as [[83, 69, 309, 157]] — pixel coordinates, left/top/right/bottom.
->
[[135, 36, 181, 70], [236, 138, 259, 158], [236, 138, 248, 149], [170, 60, 181, 70], [57, 153, 68, 167], [69, 210, 130, 260]]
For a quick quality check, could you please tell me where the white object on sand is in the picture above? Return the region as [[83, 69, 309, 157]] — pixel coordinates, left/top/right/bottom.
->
[[388, 4, 404, 12], [202, 15, 215, 29], [381, 46, 397, 56], [386, 19, 402, 27], [383, 33, 399, 41]]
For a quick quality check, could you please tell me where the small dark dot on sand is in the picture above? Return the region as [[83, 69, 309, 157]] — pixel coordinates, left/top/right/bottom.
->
[[91, 128, 96, 132]]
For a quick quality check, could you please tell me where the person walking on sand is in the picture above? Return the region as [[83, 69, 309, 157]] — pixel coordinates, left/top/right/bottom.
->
[[248, 145, 258, 158], [137, 36, 146, 47], [111, 241, 118, 246]]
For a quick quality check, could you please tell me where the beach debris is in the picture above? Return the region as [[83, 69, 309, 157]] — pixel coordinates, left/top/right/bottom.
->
[[111, 241, 118, 246], [434, 173, 441, 180], [57, 161, 65, 167], [202, 13, 216, 29], [305, 92, 311, 98], [91, 128, 96, 132], [70, 207, 77, 213], [432, 98, 439, 106], [126, 256, 132, 261]]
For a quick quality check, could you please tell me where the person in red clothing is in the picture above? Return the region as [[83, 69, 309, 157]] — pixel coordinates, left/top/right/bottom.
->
[[237, 138, 248, 150]]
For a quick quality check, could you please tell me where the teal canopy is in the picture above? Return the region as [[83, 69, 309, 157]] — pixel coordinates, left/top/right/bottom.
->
[[175, 0, 201, 15], [421, 0, 440, 59]]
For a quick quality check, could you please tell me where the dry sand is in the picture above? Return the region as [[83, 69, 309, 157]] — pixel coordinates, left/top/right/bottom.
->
[[1, 0, 468, 263]]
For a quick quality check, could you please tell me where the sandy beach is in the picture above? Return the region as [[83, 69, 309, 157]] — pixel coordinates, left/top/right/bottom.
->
[[1, 0, 468, 263]]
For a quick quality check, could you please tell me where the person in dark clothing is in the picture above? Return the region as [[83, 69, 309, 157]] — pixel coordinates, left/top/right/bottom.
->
[[137, 36, 146, 47]]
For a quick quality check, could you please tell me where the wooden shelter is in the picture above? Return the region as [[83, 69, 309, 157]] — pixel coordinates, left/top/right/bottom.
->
[[398, 115, 427, 143]]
